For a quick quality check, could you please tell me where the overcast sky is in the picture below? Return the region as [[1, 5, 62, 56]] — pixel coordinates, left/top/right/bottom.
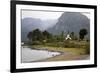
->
[[22, 10, 90, 20]]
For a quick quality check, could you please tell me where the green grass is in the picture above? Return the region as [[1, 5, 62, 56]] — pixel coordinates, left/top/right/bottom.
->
[[29, 45, 89, 61], [27, 40, 90, 61], [31, 45, 88, 55], [29, 40, 90, 55]]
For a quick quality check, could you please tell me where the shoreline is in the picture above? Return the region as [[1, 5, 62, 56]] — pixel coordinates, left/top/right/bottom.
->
[[22, 45, 90, 63]]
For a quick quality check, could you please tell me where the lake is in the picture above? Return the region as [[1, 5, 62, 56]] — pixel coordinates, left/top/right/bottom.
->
[[22, 46, 61, 63]]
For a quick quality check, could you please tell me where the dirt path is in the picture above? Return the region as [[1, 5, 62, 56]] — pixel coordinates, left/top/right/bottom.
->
[[37, 52, 90, 62]]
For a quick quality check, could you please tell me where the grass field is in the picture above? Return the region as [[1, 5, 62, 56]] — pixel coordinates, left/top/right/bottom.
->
[[29, 41, 90, 61]]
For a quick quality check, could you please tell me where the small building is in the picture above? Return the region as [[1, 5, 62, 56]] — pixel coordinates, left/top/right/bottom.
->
[[65, 34, 71, 40]]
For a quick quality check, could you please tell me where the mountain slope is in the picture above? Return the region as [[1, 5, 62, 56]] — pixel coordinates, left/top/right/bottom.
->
[[21, 18, 43, 42], [47, 12, 90, 38], [21, 18, 57, 42]]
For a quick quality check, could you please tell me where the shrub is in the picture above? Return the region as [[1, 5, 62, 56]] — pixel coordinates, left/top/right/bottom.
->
[[32, 41, 42, 45], [63, 40, 80, 48], [83, 44, 90, 54]]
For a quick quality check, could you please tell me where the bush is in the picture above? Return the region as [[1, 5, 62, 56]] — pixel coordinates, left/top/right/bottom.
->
[[83, 44, 90, 54], [63, 40, 80, 48], [32, 41, 42, 45], [45, 42, 62, 47]]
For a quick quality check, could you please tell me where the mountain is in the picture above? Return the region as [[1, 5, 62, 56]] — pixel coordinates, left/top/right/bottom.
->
[[47, 12, 90, 38], [21, 12, 90, 42], [21, 18, 57, 42], [21, 18, 43, 42], [41, 19, 58, 30]]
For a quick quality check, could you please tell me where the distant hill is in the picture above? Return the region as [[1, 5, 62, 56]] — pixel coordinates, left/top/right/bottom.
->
[[21, 18, 57, 42], [21, 18, 43, 42], [47, 12, 90, 38], [21, 12, 90, 42], [41, 19, 58, 30]]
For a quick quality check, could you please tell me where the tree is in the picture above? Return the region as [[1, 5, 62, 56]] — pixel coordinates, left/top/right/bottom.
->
[[79, 29, 88, 40], [27, 31, 32, 42], [27, 29, 44, 42], [42, 30, 51, 39], [70, 32, 74, 40], [32, 29, 44, 41], [61, 31, 64, 37]]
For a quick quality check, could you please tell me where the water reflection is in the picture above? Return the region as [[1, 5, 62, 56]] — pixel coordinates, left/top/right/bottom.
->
[[22, 46, 61, 63]]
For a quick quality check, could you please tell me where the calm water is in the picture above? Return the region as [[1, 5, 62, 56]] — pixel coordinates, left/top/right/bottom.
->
[[22, 46, 61, 63]]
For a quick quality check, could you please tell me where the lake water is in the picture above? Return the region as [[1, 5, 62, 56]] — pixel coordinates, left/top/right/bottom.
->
[[22, 46, 61, 63]]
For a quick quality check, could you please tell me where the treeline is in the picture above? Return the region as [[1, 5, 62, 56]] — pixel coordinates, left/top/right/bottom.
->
[[27, 28, 88, 44], [27, 29, 89, 54], [27, 29, 65, 44], [27, 29, 51, 42]]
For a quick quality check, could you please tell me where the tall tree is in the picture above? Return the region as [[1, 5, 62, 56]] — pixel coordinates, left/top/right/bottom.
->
[[42, 30, 51, 39], [70, 32, 74, 40], [27, 31, 32, 42], [32, 29, 43, 41], [79, 29, 88, 40], [60, 31, 64, 41], [27, 29, 44, 42]]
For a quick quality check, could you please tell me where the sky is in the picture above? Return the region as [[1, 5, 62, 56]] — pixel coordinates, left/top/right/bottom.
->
[[22, 10, 63, 20], [22, 10, 90, 20]]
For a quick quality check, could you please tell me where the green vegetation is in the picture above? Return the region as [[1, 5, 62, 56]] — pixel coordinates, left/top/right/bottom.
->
[[79, 28, 88, 40], [83, 43, 90, 54], [27, 29, 65, 44], [29, 45, 89, 61], [27, 29, 44, 42], [26, 28, 90, 57]]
